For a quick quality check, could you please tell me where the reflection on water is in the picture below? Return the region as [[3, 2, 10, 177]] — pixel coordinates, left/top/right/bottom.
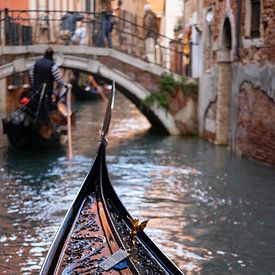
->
[[0, 93, 275, 274]]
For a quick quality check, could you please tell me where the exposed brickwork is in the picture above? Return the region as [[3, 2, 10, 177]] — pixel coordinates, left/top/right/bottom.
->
[[200, 1, 275, 63], [194, 0, 275, 165], [236, 83, 275, 165], [98, 56, 160, 92], [261, 1, 275, 62]]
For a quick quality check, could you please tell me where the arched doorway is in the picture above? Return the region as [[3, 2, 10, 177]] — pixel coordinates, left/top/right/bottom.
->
[[215, 17, 232, 145]]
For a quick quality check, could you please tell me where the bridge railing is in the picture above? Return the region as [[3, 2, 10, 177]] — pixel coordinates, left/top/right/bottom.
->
[[0, 9, 184, 74]]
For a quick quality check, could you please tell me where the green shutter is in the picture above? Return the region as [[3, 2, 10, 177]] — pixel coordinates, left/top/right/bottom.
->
[[86, 0, 91, 12]]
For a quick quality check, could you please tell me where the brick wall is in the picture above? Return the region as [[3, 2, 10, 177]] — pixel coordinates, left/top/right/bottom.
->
[[199, 1, 275, 165], [261, 1, 275, 62], [236, 83, 275, 165], [202, 1, 275, 64], [98, 56, 160, 92]]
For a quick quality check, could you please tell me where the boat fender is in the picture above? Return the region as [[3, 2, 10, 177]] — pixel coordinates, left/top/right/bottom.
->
[[20, 97, 30, 105]]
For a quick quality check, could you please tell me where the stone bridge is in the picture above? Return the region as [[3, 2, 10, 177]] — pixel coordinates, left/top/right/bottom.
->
[[0, 45, 181, 135]]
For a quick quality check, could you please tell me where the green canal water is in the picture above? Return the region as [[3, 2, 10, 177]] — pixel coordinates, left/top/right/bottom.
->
[[0, 93, 275, 274]]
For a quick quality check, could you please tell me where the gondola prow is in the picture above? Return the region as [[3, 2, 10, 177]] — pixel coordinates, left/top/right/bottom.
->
[[100, 81, 116, 146]]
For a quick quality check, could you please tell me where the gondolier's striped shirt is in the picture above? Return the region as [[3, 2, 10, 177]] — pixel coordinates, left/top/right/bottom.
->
[[30, 64, 65, 87]]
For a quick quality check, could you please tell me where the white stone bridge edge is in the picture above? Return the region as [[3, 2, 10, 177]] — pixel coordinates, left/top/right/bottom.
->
[[0, 53, 181, 135]]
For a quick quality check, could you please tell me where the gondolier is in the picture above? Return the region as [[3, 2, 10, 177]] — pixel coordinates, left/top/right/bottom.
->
[[29, 47, 66, 108]]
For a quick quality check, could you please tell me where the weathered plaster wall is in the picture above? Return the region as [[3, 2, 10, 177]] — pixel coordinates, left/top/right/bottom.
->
[[198, 65, 218, 135], [168, 88, 198, 135]]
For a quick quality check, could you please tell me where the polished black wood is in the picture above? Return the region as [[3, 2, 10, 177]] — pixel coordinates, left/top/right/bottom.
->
[[40, 88, 183, 274]]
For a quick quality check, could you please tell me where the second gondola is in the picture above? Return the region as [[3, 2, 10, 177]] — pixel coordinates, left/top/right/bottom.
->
[[2, 84, 68, 150]]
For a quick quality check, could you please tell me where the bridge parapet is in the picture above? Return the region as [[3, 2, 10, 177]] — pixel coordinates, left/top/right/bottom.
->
[[0, 45, 167, 90], [0, 9, 184, 75]]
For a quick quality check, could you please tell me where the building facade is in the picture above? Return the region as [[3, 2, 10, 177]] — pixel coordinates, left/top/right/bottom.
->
[[184, 0, 275, 165]]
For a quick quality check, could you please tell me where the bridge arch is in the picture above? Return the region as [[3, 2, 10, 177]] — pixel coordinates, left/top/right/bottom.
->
[[0, 46, 180, 135]]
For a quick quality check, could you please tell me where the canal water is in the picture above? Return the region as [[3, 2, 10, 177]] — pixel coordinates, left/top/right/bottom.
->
[[0, 93, 275, 274]]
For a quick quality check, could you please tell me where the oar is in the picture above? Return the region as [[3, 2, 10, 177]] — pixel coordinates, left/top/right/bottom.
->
[[66, 84, 73, 159], [34, 83, 47, 122]]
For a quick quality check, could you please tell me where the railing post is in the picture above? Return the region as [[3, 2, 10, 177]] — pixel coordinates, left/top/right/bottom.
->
[[154, 42, 157, 65], [4, 8, 9, 46], [0, 10, 2, 46]]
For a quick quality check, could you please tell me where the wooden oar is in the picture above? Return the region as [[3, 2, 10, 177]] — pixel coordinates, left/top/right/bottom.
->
[[66, 84, 73, 160], [87, 74, 108, 103]]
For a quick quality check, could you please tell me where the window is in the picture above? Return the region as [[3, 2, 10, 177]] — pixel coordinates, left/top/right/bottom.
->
[[250, 0, 261, 38], [86, 0, 91, 12], [223, 18, 232, 50]]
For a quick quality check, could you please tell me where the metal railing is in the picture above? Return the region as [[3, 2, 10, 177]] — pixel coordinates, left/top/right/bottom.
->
[[0, 9, 184, 74]]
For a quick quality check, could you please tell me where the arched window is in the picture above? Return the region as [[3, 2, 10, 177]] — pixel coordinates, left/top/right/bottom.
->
[[222, 18, 232, 50], [250, 0, 261, 38]]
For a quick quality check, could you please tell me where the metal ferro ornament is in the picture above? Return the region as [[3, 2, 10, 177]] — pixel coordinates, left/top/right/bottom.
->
[[129, 218, 149, 249]]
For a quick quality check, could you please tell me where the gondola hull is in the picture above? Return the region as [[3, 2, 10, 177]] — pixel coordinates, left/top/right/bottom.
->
[[2, 116, 61, 150], [2, 89, 67, 150], [72, 83, 102, 100], [41, 144, 183, 274], [40, 88, 183, 274]]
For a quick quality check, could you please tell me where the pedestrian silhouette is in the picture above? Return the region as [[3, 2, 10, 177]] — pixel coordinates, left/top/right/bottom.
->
[[98, 11, 113, 48], [143, 4, 158, 63], [60, 12, 84, 45]]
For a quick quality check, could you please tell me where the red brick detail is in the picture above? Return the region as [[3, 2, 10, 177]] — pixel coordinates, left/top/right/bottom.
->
[[201, 0, 275, 63], [236, 83, 275, 165], [98, 56, 160, 92]]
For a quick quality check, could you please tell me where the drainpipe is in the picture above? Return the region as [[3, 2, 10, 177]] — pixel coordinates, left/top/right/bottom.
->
[[236, 0, 242, 59]]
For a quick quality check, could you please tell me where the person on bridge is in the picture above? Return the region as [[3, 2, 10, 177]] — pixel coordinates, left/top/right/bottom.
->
[[60, 12, 84, 45], [29, 47, 66, 108], [98, 10, 113, 48], [71, 22, 87, 45], [143, 4, 158, 63]]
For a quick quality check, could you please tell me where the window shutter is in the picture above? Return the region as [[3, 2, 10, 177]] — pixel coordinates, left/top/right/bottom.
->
[[86, 0, 91, 12]]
